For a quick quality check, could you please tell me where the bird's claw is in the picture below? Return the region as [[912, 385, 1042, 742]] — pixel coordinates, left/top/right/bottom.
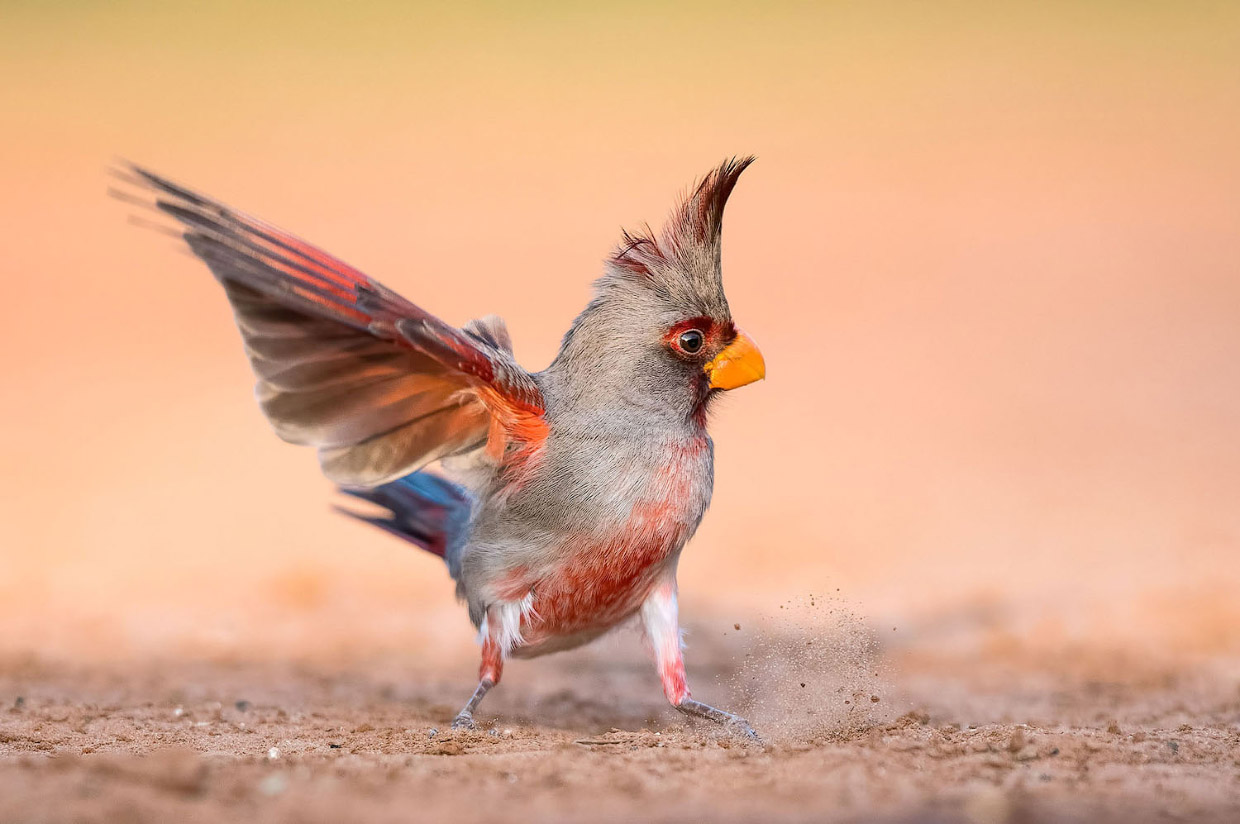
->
[[727, 716, 761, 741], [451, 711, 476, 730], [675, 698, 761, 742]]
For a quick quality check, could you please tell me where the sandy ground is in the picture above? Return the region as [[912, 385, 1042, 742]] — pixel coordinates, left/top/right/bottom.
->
[[3, 5, 1239, 822], [3, 603, 1238, 824]]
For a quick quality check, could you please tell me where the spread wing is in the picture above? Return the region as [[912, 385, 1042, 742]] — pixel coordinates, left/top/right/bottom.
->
[[122, 165, 546, 486]]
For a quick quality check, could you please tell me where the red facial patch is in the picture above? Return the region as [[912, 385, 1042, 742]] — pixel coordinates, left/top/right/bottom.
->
[[662, 316, 736, 358]]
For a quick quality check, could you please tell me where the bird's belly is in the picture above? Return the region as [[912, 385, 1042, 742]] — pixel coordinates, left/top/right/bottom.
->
[[490, 432, 711, 657], [512, 524, 686, 656]]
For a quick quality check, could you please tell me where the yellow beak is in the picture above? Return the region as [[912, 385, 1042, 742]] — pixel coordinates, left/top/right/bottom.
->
[[705, 329, 766, 390]]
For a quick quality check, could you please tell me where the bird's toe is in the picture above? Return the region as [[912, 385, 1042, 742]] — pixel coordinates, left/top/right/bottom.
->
[[727, 716, 761, 742]]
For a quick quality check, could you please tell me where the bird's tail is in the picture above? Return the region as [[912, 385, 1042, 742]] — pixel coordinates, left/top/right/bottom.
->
[[336, 472, 472, 563]]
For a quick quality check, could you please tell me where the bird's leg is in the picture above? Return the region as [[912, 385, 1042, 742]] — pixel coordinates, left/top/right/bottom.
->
[[640, 576, 759, 740], [452, 636, 504, 730]]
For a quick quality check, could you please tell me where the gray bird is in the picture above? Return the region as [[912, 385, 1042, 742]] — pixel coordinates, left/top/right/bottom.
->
[[122, 157, 766, 737]]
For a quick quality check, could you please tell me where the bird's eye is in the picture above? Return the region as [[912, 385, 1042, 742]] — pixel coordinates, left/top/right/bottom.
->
[[677, 329, 704, 354]]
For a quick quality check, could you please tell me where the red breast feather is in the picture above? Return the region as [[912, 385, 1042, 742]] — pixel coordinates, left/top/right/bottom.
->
[[510, 436, 710, 654]]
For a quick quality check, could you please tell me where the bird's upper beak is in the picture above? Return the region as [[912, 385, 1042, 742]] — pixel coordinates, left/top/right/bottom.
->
[[705, 329, 766, 390]]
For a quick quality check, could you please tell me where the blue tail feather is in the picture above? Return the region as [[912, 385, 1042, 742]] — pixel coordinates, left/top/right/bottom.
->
[[336, 471, 472, 564]]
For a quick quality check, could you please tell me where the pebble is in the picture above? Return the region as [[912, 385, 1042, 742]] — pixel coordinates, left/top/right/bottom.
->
[[268, 747, 280, 760], [259, 773, 288, 797], [1014, 746, 1039, 762]]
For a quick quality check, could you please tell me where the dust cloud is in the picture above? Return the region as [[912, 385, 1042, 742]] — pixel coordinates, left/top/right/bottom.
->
[[719, 593, 893, 744]]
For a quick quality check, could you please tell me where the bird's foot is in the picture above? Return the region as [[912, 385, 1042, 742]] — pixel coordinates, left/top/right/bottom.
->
[[450, 678, 495, 731], [676, 698, 761, 741]]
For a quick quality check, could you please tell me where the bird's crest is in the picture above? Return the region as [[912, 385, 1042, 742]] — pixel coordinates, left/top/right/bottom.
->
[[607, 156, 754, 318]]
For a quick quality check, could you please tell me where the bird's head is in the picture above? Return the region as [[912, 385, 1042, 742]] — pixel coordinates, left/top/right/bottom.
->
[[551, 157, 765, 426]]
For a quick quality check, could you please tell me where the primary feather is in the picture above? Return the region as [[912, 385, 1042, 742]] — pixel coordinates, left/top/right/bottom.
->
[[126, 164, 543, 486]]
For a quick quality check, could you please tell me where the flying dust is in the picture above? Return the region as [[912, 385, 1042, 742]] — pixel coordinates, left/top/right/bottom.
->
[[717, 592, 894, 744]]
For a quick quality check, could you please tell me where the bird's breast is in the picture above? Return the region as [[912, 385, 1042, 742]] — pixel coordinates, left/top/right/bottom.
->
[[507, 434, 712, 654]]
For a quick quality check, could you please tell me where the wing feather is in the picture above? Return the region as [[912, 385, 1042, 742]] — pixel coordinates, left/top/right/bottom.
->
[[122, 164, 546, 485]]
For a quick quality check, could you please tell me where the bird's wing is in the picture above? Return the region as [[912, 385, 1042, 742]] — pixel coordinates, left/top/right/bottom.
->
[[123, 165, 546, 486]]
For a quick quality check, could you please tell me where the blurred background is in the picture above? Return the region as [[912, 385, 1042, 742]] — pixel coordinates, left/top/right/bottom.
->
[[1, 1, 1237, 673]]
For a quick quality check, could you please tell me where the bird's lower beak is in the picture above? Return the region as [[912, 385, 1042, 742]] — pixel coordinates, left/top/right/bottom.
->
[[705, 329, 766, 390]]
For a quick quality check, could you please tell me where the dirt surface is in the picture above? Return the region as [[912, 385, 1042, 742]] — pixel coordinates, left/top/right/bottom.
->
[[3, 606, 1238, 824], [4, 4, 1240, 822]]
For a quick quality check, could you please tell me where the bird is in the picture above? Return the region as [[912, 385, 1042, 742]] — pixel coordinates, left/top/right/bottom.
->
[[117, 158, 766, 738]]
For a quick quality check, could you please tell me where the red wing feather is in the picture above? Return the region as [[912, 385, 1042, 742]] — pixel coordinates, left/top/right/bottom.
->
[[123, 164, 545, 484]]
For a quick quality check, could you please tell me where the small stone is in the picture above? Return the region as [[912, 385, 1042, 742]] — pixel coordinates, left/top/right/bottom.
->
[[870, 695, 880, 703], [146, 747, 207, 795], [733, 623, 741, 631], [267, 747, 280, 760], [1167, 740, 1180, 753], [14, 697, 25, 709], [800, 683, 806, 688], [431, 740, 465, 756], [1015, 746, 1039, 761], [329, 743, 342, 749], [259, 773, 287, 796], [427, 728, 439, 738], [235, 701, 251, 712], [173, 707, 184, 718]]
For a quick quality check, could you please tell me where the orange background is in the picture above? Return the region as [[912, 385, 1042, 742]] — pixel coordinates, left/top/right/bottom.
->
[[1, 2, 1237, 667]]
